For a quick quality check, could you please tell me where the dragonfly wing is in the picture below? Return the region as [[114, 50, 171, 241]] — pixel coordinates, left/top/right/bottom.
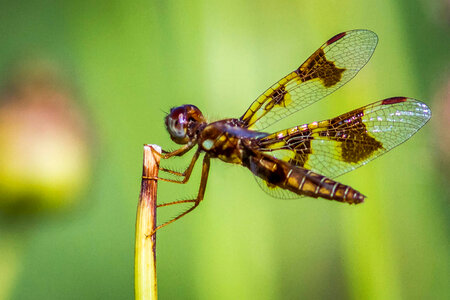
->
[[256, 97, 431, 178], [240, 29, 378, 130]]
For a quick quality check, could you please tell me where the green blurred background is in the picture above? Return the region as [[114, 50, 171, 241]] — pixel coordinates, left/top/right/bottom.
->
[[0, 1, 449, 299]]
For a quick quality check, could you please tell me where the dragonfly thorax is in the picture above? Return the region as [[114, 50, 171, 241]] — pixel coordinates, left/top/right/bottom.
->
[[165, 104, 206, 144]]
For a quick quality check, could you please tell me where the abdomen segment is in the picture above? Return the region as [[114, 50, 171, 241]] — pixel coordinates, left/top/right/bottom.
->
[[246, 152, 365, 204]]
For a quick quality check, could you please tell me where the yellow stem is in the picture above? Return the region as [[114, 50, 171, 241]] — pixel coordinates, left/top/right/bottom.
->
[[135, 144, 160, 300]]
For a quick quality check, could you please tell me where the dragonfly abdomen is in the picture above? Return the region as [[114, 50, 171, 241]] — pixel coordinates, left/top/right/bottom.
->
[[288, 169, 365, 204], [246, 152, 364, 204]]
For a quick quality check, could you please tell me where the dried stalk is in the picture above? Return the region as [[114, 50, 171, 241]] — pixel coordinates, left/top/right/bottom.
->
[[135, 144, 160, 300]]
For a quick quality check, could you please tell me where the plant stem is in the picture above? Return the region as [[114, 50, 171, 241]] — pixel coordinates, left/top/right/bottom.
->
[[135, 144, 160, 300], [0, 231, 25, 300]]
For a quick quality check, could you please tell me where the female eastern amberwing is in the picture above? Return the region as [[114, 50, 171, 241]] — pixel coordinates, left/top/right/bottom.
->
[[146, 29, 431, 232]]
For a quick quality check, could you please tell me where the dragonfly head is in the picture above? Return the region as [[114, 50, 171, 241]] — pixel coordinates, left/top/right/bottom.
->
[[165, 105, 206, 144]]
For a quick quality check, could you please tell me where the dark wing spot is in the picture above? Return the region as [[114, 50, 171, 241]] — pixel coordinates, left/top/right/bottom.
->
[[296, 49, 346, 87], [287, 134, 313, 167], [320, 108, 383, 163], [264, 85, 290, 111]]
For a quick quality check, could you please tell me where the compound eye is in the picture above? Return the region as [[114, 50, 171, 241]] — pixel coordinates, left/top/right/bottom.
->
[[176, 114, 184, 128], [165, 107, 189, 144]]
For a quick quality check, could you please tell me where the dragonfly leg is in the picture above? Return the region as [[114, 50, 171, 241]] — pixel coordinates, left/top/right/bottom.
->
[[147, 155, 210, 236], [149, 142, 195, 159], [143, 150, 200, 184], [158, 167, 184, 177]]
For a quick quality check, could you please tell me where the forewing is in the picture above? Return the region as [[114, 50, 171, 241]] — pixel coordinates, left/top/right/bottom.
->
[[240, 29, 378, 130], [256, 97, 431, 178]]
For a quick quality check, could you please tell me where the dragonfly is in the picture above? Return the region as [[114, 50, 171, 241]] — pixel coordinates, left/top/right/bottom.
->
[[147, 29, 431, 232]]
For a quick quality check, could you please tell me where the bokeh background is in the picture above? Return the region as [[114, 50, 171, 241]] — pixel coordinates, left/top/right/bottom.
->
[[0, 1, 449, 299]]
